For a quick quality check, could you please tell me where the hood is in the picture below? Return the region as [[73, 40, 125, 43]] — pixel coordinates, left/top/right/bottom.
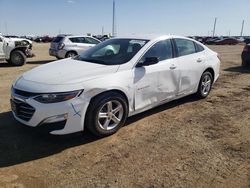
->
[[22, 58, 119, 85], [10, 37, 32, 44]]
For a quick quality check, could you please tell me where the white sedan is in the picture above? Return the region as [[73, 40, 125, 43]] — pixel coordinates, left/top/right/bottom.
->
[[11, 35, 220, 136]]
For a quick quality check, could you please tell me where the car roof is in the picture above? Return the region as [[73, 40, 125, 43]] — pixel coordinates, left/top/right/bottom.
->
[[66, 35, 95, 38], [114, 34, 191, 41]]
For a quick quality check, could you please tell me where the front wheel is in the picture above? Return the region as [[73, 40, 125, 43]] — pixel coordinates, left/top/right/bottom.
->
[[85, 92, 128, 137], [10, 50, 26, 66], [196, 72, 213, 98]]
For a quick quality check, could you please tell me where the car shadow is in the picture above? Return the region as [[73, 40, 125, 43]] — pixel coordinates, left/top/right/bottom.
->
[[224, 66, 250, 73], [27, 60, 55, 65], [0, 60, 54, 67], [0, 94, 199, 167]]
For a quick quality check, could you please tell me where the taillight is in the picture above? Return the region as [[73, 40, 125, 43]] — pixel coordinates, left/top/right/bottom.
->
[[243, 45, 249, 52], [58, 43, 65, 50]]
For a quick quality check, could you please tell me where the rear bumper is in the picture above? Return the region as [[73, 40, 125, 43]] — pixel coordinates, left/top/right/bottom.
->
[[49, 48, 67, 59]]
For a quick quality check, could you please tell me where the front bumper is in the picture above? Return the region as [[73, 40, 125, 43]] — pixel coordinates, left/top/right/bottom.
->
[[11, 92, 89, 135], [26, 48, 35, 58]]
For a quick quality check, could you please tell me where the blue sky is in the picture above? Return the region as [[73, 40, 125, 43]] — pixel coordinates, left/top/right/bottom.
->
[[0, 0, 249, 36]]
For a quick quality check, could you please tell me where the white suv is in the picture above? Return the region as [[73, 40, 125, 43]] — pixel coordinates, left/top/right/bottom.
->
[[0, 34, 33, 66], [49, 35, 101, 59]]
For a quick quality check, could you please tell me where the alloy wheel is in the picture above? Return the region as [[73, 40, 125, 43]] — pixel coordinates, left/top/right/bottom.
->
[[97, 100, 124, 131]]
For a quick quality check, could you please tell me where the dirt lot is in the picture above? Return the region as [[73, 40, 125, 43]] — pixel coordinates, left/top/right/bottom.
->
[[0, 43, 249, 188]]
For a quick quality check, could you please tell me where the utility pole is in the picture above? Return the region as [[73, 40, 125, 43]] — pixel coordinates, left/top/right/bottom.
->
[[4, 22, 8, 35], [112, 0, 116, 37], [102, 26, 104, 35], [240, 20, 245, 36], [212, 17, 217, 37]]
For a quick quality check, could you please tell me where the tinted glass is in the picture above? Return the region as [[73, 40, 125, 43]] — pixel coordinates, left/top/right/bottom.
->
[[175, 39, 196, 56], [195, 43, 205, 52], [140, 39, 173, 62], [0, 38, 2, 42], [76, 38, 149, 65], [85, 37, 100, 44], [52, 37, 63, 43], [69, 37, 86, 43]]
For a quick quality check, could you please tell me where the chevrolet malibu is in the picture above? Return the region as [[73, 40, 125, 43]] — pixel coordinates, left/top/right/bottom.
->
[[11, 35, 220, 137]]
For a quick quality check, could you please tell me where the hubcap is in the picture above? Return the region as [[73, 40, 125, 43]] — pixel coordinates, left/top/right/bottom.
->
[[97, 100, 124, 131], [13, 53, 22, 63], [201, 75, 212, 96], [68, 53, 76, 57]]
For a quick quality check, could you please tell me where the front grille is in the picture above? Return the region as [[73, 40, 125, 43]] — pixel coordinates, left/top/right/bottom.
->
[[11, 99, 35, 121]]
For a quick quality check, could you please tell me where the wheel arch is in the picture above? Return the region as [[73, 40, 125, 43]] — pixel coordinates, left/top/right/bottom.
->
[[65, 50, 78, 58], [203, 67, 215, 82], [88, 89, 129, 108], [10, 47, 27, 57]]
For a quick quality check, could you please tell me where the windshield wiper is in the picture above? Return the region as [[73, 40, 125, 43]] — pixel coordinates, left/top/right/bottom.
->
[[77, 57, 106, 64]]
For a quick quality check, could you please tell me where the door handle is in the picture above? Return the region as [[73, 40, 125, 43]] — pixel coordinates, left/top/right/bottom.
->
[[197, 58, 203, 63], [170, 65, 177, 70]]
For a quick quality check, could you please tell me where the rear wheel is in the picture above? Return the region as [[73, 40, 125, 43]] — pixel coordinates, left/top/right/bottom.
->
[[65, 51, 77, 58], [242, 60, 247, 67], [85, 91, 128, 137], [10, 50, 26, 66], [196, 72, 213, 98]]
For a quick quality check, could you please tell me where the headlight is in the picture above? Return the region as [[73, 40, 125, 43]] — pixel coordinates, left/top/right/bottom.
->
[[34, 90, 82, 104]]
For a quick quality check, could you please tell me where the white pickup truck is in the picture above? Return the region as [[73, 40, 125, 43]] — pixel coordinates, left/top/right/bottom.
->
[[0, 34, 34, 66]]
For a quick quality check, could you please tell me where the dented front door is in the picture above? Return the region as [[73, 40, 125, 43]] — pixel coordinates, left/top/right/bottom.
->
[[134, 59, 180, 111]]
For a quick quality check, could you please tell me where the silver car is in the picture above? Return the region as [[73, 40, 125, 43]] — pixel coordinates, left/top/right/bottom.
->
[[49, 34, 101, 59]]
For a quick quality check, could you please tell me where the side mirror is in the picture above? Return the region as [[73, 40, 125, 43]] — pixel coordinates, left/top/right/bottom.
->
[[136, 57, 159, 67]]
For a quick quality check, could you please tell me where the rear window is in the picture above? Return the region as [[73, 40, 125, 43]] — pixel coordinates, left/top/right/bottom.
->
[[52, 37, 64, 43], [195, 43, 205, 52]]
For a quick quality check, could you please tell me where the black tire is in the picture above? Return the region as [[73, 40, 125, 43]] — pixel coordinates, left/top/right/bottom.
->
[[85, 91, 128, 137], [65, 51, 77, 58], [242, 59, 248, 67], [10, 50, 26, 66], [196, 71, 213, 99]]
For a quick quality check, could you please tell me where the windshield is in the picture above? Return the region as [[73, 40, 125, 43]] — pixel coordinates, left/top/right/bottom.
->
[[75, 38, 149, 65]]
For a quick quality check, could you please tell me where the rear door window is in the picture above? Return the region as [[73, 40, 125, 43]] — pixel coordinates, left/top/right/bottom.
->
[[69, 37, 86, 43], [175, 38, 196, 56], [85, 37, 100, 44]]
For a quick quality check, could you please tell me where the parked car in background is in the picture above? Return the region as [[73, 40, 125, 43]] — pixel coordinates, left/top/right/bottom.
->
[[4, 35, 33, 45], [93, 35, 111, 41], [242, 44, 250, 66], [0, 34, 34, 66], [41, 35, 54, 43], [49, 34, 101, 59], [214, 38, 239, 45], [11, 35, 220, 136]]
